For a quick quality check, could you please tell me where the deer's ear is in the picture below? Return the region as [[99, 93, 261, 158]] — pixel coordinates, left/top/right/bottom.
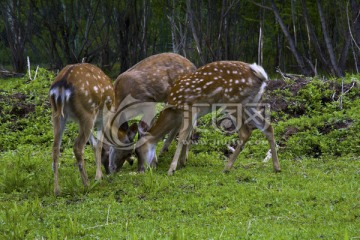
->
[[127, 122, 138, 141]]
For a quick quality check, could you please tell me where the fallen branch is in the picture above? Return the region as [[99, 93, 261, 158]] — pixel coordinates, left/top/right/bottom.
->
[[276, 66, 305, 80], [0, 68, 24, 78]]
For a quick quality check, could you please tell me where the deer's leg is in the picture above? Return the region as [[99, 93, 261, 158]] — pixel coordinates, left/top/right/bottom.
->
[[178, 138, 190, 168], [93, 129, 104, 180], [224, 124, 252, 173], [168, 113, 195, 175], [178, 118, 197, 168], [159, 123, 180, 155], [52, 115, 66, 196], [74, 119, 94, 187], [261, 124, 281, 172]]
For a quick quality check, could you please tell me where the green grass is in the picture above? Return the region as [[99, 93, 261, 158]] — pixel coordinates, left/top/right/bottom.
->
[[0, 69, 359, 239], [0, 145, 359, 239]]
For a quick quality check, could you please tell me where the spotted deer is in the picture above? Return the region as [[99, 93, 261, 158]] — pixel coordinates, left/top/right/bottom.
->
[[107, 53, 196, 173], [135, 61, 281, 175], [49, 63, 115, 195]]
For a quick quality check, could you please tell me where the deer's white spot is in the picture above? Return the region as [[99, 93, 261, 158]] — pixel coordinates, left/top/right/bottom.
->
[[205, 81, 213, 86], [241, 78, 246, 83], [235, 80, 240, 84], [233, 70, 238, 74], [214, 68, 218, 71], [86, 73, 90, 77], [208, 87, 223, 98], [86, 81, 89, 85], [94, 86, 99, 92]]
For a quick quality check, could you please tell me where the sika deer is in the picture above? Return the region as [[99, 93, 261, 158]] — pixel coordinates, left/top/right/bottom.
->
[[106, 53, 196, 173], [136, 61, 281, 175], [49, 63, 115, 195]]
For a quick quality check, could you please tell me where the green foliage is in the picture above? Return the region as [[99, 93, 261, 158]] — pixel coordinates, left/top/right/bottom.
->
[[0, 68, 78, 151]]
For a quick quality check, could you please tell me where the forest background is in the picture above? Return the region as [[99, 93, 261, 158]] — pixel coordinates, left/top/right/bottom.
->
[[0, 0, 359, 78]]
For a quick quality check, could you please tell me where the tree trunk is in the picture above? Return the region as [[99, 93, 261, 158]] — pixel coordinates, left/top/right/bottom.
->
[[270, 0, 312, 76], [1, 1, 29, 73], [186, 0, 205, 65], [167, 0, 179, 53], [258, 2, 265, 66], [301, 0, 332, 72], [317, 0, 344, 77]]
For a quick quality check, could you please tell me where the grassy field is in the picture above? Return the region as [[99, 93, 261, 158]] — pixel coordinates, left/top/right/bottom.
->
[[0, 69, 359, 239]]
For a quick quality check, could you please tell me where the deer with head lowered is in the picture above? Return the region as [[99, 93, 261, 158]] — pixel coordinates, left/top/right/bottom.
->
[[49, 63, 115, 195], [135, 61, 281, 175], [106, 53, 196, 173]]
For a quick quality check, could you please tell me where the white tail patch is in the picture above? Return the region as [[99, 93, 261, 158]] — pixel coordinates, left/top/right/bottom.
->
[[250, 63, 268, 81], [253, 81, 267, 103], [50, 87, 72, 117], [65, 89, 72, 101], [49, 88, 60, 100]]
